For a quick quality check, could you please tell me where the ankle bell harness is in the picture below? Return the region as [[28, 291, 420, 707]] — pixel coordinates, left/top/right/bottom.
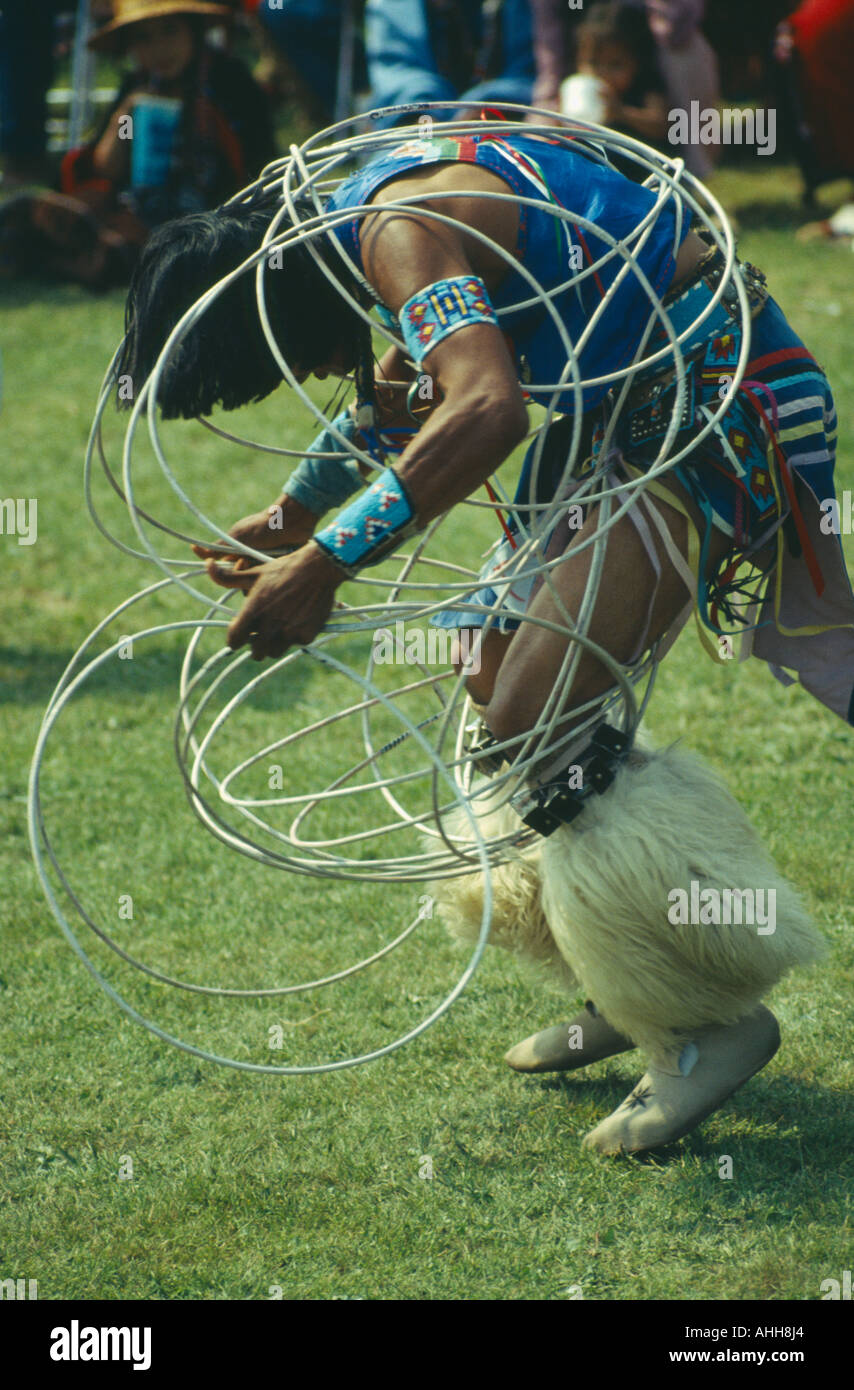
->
[[467, 721, 633, 836]]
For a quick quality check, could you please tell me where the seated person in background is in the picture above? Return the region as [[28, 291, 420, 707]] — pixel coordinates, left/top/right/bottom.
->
[[0, 0, 274, 290], [365, 0, 535, 123]]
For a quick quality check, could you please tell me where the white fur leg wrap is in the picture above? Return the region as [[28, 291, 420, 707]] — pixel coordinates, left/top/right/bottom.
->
[[427, 793, 576, 987], [539, 745, 825, 1060]]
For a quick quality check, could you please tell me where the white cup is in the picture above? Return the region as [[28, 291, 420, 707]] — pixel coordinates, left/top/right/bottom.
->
[[560, 73, 607, 124]]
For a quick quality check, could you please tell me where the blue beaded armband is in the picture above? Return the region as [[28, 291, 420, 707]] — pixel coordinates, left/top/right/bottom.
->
[[313, 467, 416, 577], [400, 275, 498, 365]]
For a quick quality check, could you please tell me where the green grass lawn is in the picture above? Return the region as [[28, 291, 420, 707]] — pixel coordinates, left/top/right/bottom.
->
[[1, 164, 852, 1302]]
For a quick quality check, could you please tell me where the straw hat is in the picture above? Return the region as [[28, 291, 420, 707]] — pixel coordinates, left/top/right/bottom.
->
[[89, 0, 232, 52]]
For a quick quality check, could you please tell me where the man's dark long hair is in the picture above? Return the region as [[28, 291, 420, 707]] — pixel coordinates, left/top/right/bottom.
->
[[118, 198, 365, 419]]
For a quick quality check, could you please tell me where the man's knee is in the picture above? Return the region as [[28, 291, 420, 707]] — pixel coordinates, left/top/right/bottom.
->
[[459, 668, 494, 706], [484, 649, 607, 754], [484, 671, 545, 749]]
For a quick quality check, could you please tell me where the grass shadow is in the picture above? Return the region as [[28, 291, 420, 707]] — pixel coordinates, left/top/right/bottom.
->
[[526, 1069, 851, 1183], [0, 271, 125, 311], [0, 637, 348, 709], [728, 198, 812, 231]]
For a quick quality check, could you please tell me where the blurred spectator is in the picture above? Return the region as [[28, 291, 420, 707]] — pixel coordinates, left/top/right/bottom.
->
[[775, 0, 854, 197], [0, 1, 69, 186], [0, 0, 274, 290], [530, 1, 718, 177], [529, 0, 591, 112], [572, 4, 669, 148], [644, 3, 719, 178], [247, 0, 366, 125], [702, 0, 792, 102], [365, 0, 535, 122]]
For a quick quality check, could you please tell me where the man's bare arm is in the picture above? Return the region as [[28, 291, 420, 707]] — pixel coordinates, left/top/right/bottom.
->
[[359, 190, 529, 525]]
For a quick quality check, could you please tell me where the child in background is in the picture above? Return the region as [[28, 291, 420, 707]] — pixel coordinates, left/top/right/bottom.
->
[[0, 0, 273, 290], [573, 3, 668, 148]]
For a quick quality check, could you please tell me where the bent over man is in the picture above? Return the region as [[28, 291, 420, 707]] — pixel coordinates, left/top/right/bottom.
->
[[119, 124, 853, 1151]]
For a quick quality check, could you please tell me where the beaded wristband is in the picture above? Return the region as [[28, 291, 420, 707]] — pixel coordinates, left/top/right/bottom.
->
[[313, 467, 416, 577], [400, 275, 498, 365]]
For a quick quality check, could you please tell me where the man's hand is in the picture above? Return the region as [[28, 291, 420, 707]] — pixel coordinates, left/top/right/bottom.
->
[[205, 541, 341, 660], [191, 495, 318, 568]]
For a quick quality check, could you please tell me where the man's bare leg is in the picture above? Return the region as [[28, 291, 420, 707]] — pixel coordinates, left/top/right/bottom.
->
[[449, 487, 716, 1073], [483, 487, 726, 756], [455, 487, 779, 1098]]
